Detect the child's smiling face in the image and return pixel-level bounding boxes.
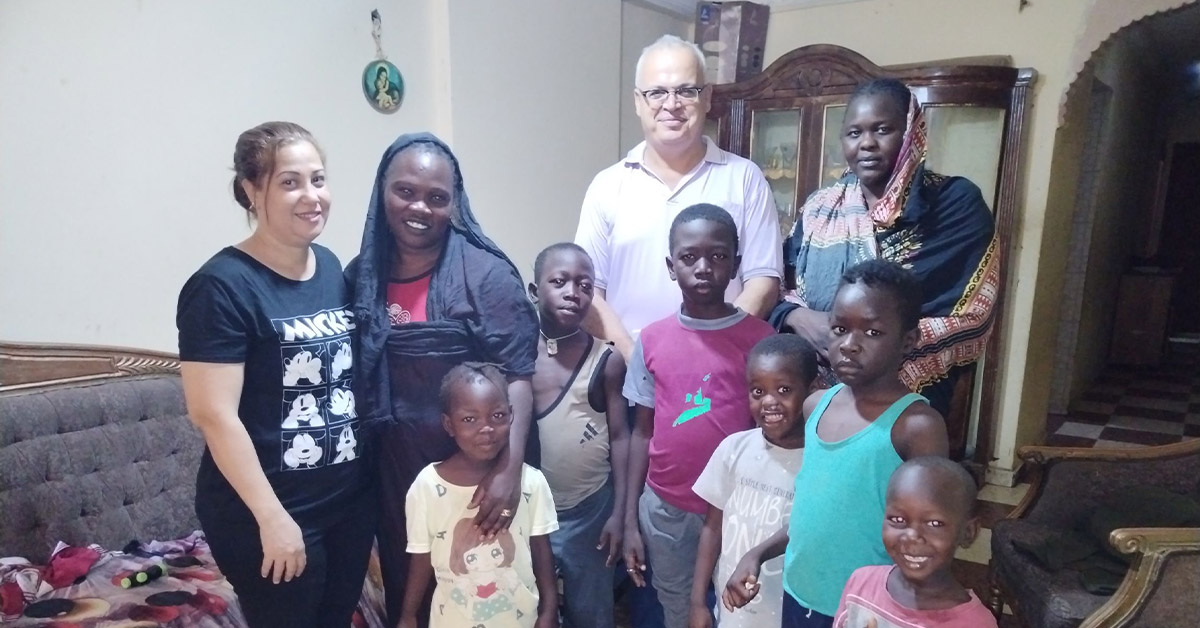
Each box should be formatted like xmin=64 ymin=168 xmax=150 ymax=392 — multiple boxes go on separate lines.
xmin=442 ymin=378 xmax=512 ymax=463
xmin=747 ymin=353 xmax=808 ymax=447
xmin=882 ymin=464 xmax=978 ymax=586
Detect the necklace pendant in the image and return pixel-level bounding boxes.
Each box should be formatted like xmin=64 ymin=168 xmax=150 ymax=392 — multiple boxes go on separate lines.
xmin=546 ymin=338 xmax=559 ymax=356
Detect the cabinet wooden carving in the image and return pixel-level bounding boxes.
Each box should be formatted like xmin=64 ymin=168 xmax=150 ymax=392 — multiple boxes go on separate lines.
xmin=707 ymin=44 xmax=1034 ymax=461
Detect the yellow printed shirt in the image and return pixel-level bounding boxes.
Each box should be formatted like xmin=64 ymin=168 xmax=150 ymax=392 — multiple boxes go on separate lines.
xmin=405 ymin=463 xmax=559 ymax=628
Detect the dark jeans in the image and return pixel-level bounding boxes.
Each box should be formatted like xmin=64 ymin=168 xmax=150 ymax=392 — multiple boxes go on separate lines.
xmin=781 ymin=592 xmax=834 ymax=628
xmin=614 ymin=559 xmax=667 ymax=628
xmin=200 ymin=490 xmax=377 ymax=628
xmin=550 ymin=481 xmax=615 ymax=628
xmin=615 ymin=401 xmax=667 ymax=628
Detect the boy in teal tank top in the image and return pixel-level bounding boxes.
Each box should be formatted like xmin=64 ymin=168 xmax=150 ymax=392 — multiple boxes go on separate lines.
xmin=718 ymin=260 xmax=950 ymax=628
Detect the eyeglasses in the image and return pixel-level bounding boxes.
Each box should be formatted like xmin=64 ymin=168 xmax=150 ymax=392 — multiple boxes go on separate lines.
xmin=637 ymin=85 xmax=708 ymax=105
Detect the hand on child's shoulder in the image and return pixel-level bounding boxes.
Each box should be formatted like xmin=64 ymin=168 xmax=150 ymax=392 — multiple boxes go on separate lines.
xmin=892 ymin=402 xmax=949 ymax=460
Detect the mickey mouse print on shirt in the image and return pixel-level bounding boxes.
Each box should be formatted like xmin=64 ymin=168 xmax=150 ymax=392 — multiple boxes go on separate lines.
xmin=283 ymin=432 xmax=326 ymax=469
xmin=332 ymin=424 xmax=358 ymax=464
xmin=281 ymin=390 xmax=327 ymax=429
xmin=272 ymin=307 xmax=360 ymax=471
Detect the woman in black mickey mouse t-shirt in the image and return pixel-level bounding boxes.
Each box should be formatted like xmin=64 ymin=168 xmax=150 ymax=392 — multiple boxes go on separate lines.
xmin=177 ymin=122 xmax=375 ymax=628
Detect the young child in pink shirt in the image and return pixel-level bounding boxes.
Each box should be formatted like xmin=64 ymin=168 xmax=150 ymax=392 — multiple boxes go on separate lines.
xmin=834 ymin=456 xmax=996 ymax=628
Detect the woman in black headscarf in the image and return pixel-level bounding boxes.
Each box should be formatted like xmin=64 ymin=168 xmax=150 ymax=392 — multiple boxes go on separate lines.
xmin=347 ymin=133 xmax=539 ymax=625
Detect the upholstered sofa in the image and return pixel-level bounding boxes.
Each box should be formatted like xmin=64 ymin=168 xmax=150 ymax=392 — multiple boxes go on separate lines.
xmin=989 ymin=439 xmax=1200 ymax=628
xmin=0 ymin=342 xmax=384 ymax=626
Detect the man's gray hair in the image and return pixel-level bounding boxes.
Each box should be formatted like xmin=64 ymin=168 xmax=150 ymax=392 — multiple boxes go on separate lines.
xmin=634 ymin=34 xmax=707 ymax=87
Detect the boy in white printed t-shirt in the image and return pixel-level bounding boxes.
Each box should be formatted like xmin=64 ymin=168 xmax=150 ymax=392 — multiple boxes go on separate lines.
xmin=690 ymin=335 xmax=818 ymax=628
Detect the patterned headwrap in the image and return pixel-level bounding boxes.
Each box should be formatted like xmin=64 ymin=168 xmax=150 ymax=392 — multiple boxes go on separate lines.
xmin=868 ymin=93 xmax=927 ymax=228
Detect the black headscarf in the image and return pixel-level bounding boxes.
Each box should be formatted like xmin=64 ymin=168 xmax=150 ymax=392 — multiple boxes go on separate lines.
xmin=347 ymin=133 xmax=535 ymax=427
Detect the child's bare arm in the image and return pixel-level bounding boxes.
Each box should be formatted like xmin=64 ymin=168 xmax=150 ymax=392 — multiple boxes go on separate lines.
xmin=601 ymin=350 xmax=630 ymax=566
xmin=689 ymin=505 xmax=723 ymax=628
xmin=398 ymin=552 xmax=433 ymax=628
xmin=802 ymin=389 xmax=822 ymax=422
xmin=892 ymin=405 xmax=949 ymax=460
xmin=530 ymin=535 xmax=559 ymax=628
xmin=623 ymin=404 xmax=654 ymax=586
xmin=722 ymin=526 xmax=788 ymax=611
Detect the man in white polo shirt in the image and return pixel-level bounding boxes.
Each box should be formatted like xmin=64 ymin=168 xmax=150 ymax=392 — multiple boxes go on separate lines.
xmin=574 ymin=34 xmax=782 ymax=361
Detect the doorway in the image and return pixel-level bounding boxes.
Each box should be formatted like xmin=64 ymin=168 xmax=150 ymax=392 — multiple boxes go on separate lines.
xmin=1041 ymin=2 xmax=1200 ymax=449
xmin=1160 ymin=142 xmax=1200 ymax=336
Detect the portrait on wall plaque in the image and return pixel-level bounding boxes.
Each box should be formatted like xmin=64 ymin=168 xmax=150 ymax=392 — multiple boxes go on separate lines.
xmin=362 ymin=60 xmax=404 ymax=114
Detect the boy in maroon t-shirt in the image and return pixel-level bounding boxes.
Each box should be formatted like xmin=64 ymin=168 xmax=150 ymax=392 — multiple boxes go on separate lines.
xmin=621 ymin=203 xmax=775 ymax=628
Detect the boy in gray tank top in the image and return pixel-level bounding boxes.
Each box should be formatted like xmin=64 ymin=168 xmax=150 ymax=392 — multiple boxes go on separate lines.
xmin=529 ymin=243 xmax=630 ymax=628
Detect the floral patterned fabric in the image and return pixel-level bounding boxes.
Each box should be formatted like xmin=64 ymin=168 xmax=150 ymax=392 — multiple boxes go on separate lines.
xmin=7 ymin=532 xmax=385 ymax=628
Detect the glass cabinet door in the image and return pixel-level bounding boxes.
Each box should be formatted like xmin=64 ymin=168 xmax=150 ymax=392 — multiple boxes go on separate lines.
xmin=819 ymin=104 xmax=1006 ymax=208
xmin=749 ymin=109 xmax=802 ymax=236
xmin=923 ymin=106 xmax=1006 ymax=208
xmin=820 ymin=104 xmax=848 ymax=188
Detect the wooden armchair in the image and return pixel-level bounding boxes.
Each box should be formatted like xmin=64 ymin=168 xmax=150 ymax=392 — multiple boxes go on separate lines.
xmin=989 ymin=439 xmax=1200 ymax=628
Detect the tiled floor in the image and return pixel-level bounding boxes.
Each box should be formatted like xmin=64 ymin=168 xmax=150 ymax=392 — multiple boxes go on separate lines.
xmin=1046 ymin=352 xmax=1200 ymax=449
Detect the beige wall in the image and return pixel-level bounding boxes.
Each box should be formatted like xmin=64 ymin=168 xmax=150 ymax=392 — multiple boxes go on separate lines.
xmin=0 ymin=0 xmax=444 ymax=350
xmin=1060 ymin=0 xmax=1197 ymax=123
xmin=1 ymin=0 xmax=625 ymax=350
xmin=447 ymin=0 xmax=622 ymax=280
xmin=763 ymin=0 xmax=1091 ymax=475
xmin=619 ymin=3 xmax=692 ymax=154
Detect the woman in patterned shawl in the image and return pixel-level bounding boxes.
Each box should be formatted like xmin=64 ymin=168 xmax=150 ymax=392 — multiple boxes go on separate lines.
xmin=346 ymin=133 xmax=539 ymax=627
xmin=771 ymin=78 xmax=1000 ymax=426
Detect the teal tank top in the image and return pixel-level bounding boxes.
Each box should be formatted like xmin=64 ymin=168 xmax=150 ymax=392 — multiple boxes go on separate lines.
xmin=782 ymin=383 xmax=927 ymax=616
